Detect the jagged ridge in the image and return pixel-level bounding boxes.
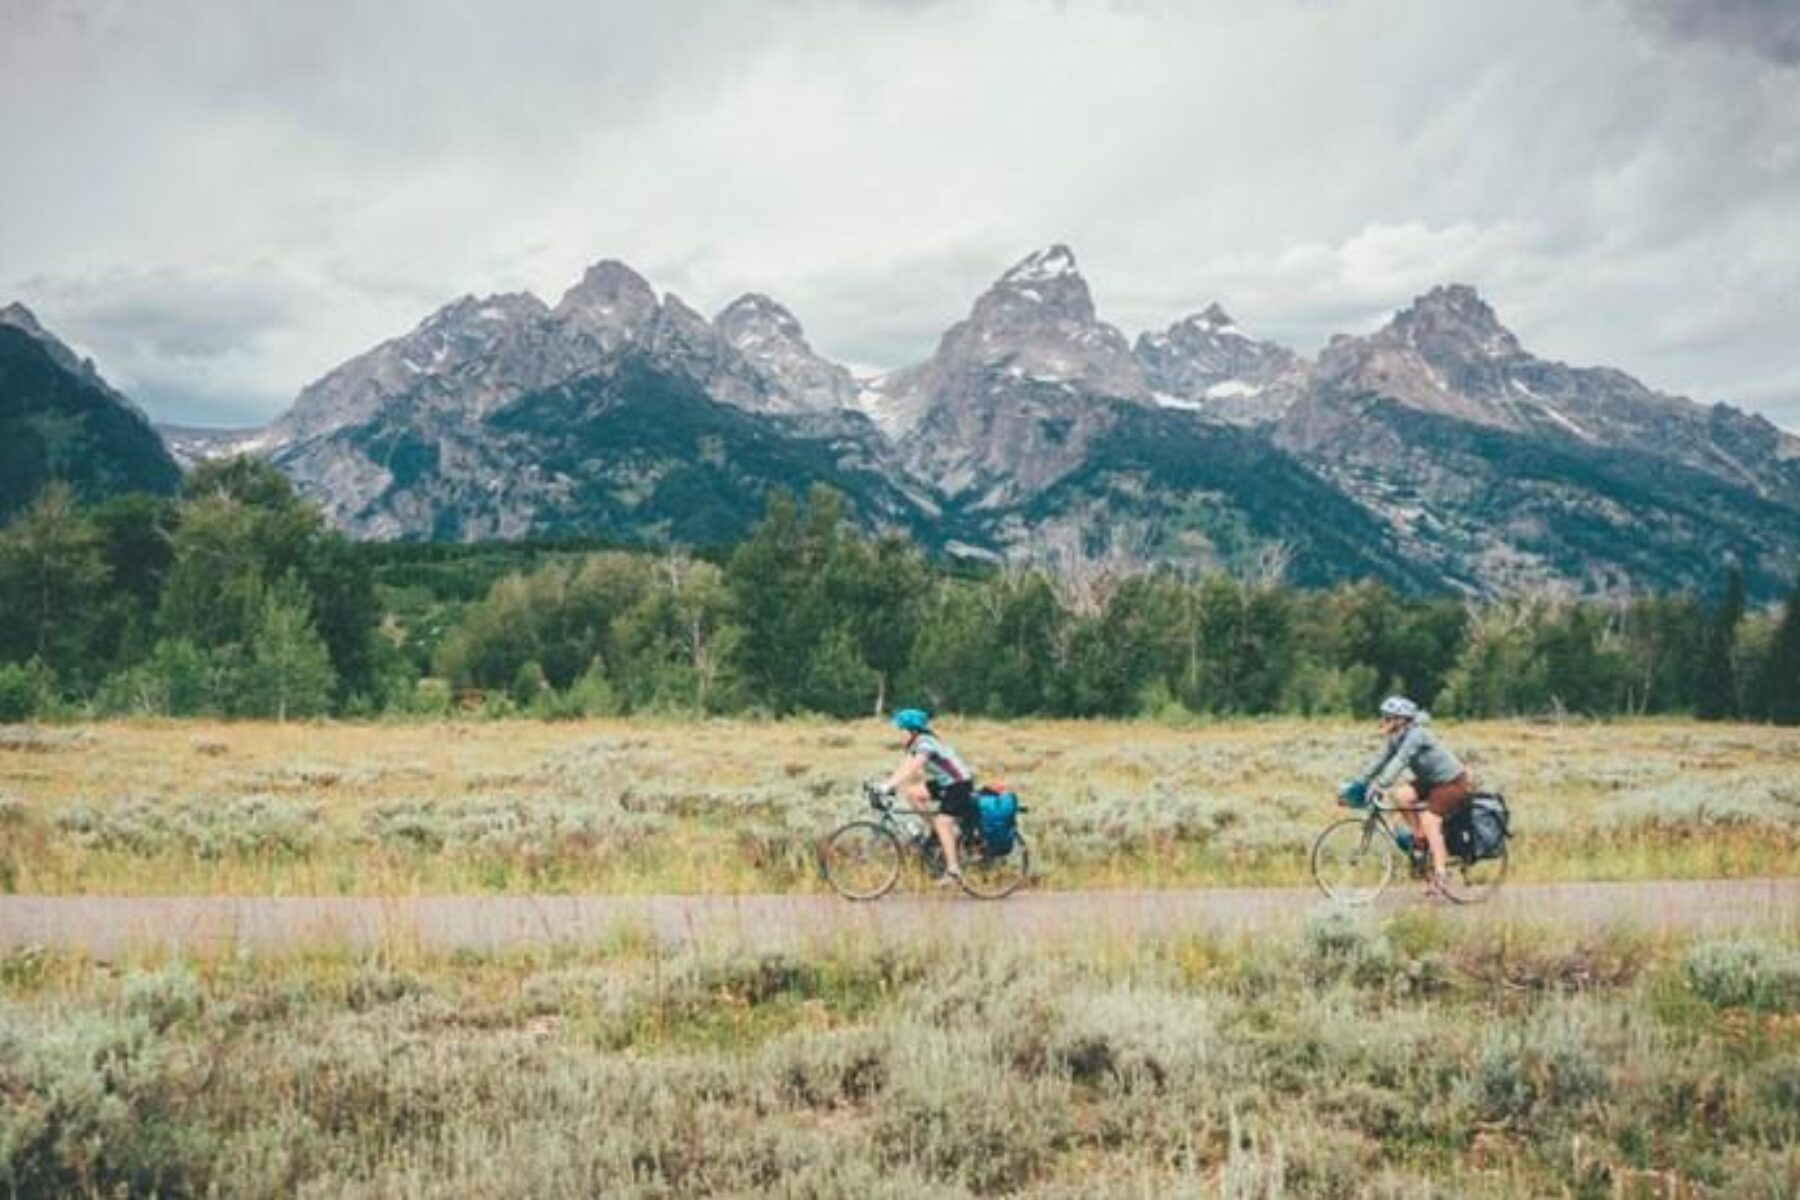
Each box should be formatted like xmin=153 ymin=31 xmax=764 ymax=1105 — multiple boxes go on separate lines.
xmin=23 ymin=244 xmax=1795 ymax=598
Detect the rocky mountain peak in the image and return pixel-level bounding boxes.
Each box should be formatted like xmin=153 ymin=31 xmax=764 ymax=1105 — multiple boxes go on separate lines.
xmin=0 ymin=301 xmax=47 ymax=337
xmin=1 ymin=308 xmax=180 ymax=521
xmin=935 ymin=244 xmax=1140 ymax=395
xmin=1188 ymin=302 xmax=1237 ymax=331
xmin=422 ymin=291 xmax=548 ymax=335
xmin=554 ymin=259 xmax=660 ymax=337
xmin=999 ymin=243 xmax=1080 ymax=285
xmin=716 ymin=293 xmax=805 ymax=346
xmin=655 ymin=292 xmax=712 ymax=338
xmin=977 ymin=243 xmax=1098 ymax=326
xmin=3 ymin=301 xmax=76 ymax=364
xmin=1385 ymin=283 xmax=1521 ymax=361
xmin=714 ymin=292 xmax=854 ymax=414
xmin=862 ymin=244 xmax=1148 ymax=501
xmin=0 ymin=300 xmax=133 ymax=408
xmin=1304 ymin=282 xmax=1529 ymax=429
xmin=643 ymin=291 xmax=769 ymax=411
xmin=1136 ymin=302 xmax=1299 ymax=422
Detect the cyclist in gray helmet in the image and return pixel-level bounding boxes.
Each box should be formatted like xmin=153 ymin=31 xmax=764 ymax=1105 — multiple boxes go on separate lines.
xmin=1358 ymin=695 xmax=1473 ymax=897
xmin=881 ymin=707 xmax=977 ymax=885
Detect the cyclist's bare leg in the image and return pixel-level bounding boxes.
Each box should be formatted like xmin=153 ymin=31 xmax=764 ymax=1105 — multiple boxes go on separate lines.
xmin=902 ymin=783 xmax=961 ymax=875
xmin=1419 ymin=810 xmax=1448 ymax=878
xmin=933 ymin=814 xmax=962 ymax=876
xmin=1391 ymin=783 xmax=1423 ymax=841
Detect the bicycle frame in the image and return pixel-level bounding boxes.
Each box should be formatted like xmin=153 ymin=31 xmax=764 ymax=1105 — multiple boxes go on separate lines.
xmin=861 ymin=785 xmax=953 ymax=857
xmin=1348 ymin=794 xmax=1428 ymax=862
xmin=1314 ymin=783 xmax=1507 ymax=907
xmin=823 ymin=782 xmax=1033 ymax=901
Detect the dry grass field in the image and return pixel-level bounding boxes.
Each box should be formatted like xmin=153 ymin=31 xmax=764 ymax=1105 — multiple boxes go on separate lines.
xmin=4 ymin=720 xmax=1799 ymax=1196
xmin=3 ymin=918 xmax=1798 ymax=1196
xmin=2 ymin=718 xmax=1796 ymax=896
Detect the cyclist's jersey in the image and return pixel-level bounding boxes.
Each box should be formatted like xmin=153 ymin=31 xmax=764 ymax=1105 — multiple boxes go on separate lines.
xmin=907 ymin=732 xmax=973 ymax=791
xmin=1363 ymin=721 xmax=1464 ymax=790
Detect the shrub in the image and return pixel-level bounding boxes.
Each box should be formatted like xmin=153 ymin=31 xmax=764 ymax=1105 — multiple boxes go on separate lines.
xmin=511 ymin=659 xmax=549 ymax=707
xmin=1466 ymin=1014 xmax=1609 ymax=1126
xmin=1750 ymin=1055 xmax=1800 ymax=1130
xmin=53 ymin=796 xmax=321 ymax=860
xmin=123 ymin=963 xmax=204 ymax=1033
xmin=344 ymin=967 xmax=430 ymax=1012
xmin=1029 ymin=985 xmax=1215 ymax=1094
xmin=533 ymin=659 xmax=620 ymax=720
xmin=1598 ymin=781 xmax=1799 ymax=836
xmin=1685 ymin=938 xmax=1800 ymax=1011
xmin=95 ymin=640 xmax=214 ymax=717
xmin=1454 ymin=931 xmax=1651 ymax=993
xmin=1303 ymin=907 xmax=1396 ymax=987
xmin=409 ymin=677 xmax=454 ymax=717
xmin=873 ymin=1027 xmax=1075 ymax=1194
xmin=0 ymin=659 xmax=52 ymax=723
xmin=758 ymin=1026 xmax=890 ymax=1109
xmin=0 ymin=1013 xmax=215 ymax=1195
xmin=363 ymin=798 xmax=667 ymax=866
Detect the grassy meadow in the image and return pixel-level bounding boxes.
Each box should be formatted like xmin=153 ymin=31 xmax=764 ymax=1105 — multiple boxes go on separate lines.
xmin=1 ymin=717 xmax=1797 ymax=896
xmin=3 ymin=917 xmax=1799 ymax=1196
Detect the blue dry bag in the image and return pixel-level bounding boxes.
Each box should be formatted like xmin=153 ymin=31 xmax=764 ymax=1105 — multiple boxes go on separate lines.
xmin=976 ymin=789 xmax=1019 ymax=856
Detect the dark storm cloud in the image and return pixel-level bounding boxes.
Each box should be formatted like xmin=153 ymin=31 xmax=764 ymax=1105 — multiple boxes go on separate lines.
xmin=24 ymin=267 xmax=314 ymax=361
xmin=1633 ymin=0 xmax=1800 ymax=65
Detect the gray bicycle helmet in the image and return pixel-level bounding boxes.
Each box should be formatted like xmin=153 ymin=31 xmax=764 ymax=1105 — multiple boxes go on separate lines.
xmin=1378 ymin=695 xmax=1421 ymax=720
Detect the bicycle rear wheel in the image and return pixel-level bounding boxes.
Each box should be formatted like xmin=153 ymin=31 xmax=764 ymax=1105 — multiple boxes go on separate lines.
xmin=1310 ymin=817 xmax=1395 ymax=905
xmin=1438 ymin=842 xmax=1507 ymax=905
xmin=959 ymin=832 xmax=1031 ymax=900
xmin=820 ymin=821 xmax=902 ymax=901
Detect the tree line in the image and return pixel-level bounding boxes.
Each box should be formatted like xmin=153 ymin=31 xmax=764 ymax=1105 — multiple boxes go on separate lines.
xmin=1 ymin=469 xmax=1797 ymax=724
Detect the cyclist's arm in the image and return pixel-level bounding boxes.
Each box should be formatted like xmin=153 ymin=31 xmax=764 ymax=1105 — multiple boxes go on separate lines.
xmin=1371 ymin=727 xmax=1426 ymax=789
xmin=1357 ymin=742 xmax=1397 ymax=788
xmin=882 ymin=753 xmax=928 ymax=794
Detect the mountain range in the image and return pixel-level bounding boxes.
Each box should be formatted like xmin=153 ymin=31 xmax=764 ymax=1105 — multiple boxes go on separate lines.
xmin=9 ymin=247 xmax=1800 ymax=598
xmin=0 ymin=303 xmax=180 ymax=518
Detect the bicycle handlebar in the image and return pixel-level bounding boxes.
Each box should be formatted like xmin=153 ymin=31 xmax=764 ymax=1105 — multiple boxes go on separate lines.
xmin=859 ymin=780 xmax=963 ymax=818
xmin=1363 ymin=785 xmax=1427 ymax=814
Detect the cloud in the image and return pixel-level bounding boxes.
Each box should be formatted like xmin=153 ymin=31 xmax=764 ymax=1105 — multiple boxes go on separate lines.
xmin=13 ymin=263 xmax=418 ymax=423
xmin=23 ymin=266 xmax=313 ymax=360
xmin=1630 ymin=0 xmax=1800 ymax=66
xmin=1 ymin=0 xmax=1797 ymax=426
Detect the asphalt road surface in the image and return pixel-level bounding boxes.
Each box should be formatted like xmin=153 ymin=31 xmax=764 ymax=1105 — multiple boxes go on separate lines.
xmin=3 ymin=879 xmax=1797 ymax=957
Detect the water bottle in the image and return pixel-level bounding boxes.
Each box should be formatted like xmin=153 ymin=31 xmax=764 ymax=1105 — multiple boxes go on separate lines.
xmin=1394 ymin=827 xmax=1415 ymax=853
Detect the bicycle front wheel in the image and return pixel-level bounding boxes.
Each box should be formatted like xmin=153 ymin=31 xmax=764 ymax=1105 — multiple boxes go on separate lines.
xmin=820 ymin=821 xmax=903 ymax=901
xmin=1311 ymin=817 xmax=1395 ymax=905
xmin=1439 ymin=842 xmax=1507 ymax=905
xmin=959 ymin=832 xmax=1032 ymax=900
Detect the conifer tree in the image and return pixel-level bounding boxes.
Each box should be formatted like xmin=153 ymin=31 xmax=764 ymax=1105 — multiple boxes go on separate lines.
xmin=1696 ymin=567 xmax=1746 ymax=719
xmin=241 ymin=576 xmax=337 ymax=721
xmin=1758 ymin=574 xmax=1800 ymax=725
xmin=0 ymin=484 xmax=109 ymax=689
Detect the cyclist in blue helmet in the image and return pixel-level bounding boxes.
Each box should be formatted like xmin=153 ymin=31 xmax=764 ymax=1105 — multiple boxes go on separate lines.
xmin=882 ymin=707 xmax=978 ymax=885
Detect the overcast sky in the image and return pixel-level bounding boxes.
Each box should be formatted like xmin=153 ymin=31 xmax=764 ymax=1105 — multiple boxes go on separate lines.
xmin=4 ymin=0 xmax=1798 ymax=428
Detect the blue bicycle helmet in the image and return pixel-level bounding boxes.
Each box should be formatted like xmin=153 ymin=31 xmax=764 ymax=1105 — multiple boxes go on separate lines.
xmin=891 ymin=707 xmax=932 ymax=733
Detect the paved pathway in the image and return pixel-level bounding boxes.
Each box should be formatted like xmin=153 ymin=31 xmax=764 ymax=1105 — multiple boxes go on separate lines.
xmin=3 ymin=880 xmax=1797 ymax=957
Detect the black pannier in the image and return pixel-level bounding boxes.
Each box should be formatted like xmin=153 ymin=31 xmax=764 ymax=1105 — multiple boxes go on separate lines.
xmin=1446 ymin=792 xmax=1509 ymax=863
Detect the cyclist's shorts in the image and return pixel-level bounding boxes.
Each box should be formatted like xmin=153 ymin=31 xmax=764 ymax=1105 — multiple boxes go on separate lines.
xmin=1421 ymin=772 xmax=1472 ymax=817
xmin=929 ymin=779 xmax=977 ymax=821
